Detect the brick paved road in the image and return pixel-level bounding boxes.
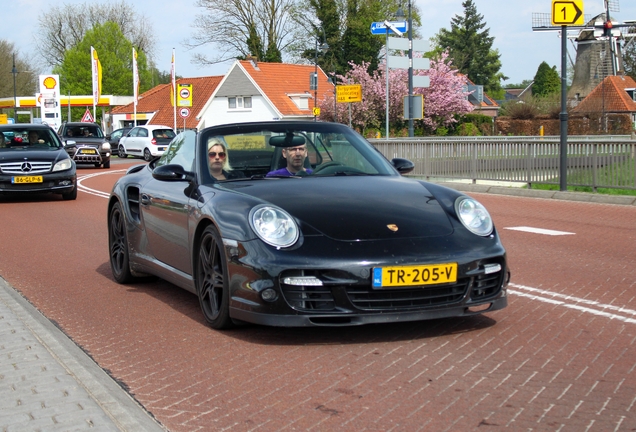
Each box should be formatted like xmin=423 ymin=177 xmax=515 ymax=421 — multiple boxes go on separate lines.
xmin=0 ymin=169 xmax=634 ymax=431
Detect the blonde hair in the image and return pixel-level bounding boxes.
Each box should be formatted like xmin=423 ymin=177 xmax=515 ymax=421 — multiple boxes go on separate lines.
xmin=207 ymin=136 xmax=232 ymax=171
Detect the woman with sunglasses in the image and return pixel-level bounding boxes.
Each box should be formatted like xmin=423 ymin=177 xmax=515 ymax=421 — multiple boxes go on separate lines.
xmin=207 ymin=137 xmax=244 ymax=181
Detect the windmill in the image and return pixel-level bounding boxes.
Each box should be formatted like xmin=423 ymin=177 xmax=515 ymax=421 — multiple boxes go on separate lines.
xmin=566 ymin=0 xmax=636 ymax=102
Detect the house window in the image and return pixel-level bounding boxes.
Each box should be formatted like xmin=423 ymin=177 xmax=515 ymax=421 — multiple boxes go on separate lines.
xmin=228 ymin=97 xmax=252 ymax=110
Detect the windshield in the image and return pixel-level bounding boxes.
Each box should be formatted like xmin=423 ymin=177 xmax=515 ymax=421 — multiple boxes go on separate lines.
xmin=63 ymin=125 xmax=104 ymax=138
xmin=195 ymin=122 xmax=396 ymax=183
xmin=0 ymin=127 xmax=63 ymax=149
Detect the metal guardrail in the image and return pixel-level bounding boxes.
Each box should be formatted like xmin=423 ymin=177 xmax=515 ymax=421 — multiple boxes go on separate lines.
xmin=370 ymin=136 xmax=636 ymax=190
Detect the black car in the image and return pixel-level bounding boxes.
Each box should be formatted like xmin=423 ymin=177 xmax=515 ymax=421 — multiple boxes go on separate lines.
xmin=106 ymin=127 xmax=132 ymax=149
xmin=0 ymin=124 xmax=77 ymax=200
xmin=58 ymin=122 xmax=111 ymax=168
xmin=108 ymin=121 xmax=509 ymax=329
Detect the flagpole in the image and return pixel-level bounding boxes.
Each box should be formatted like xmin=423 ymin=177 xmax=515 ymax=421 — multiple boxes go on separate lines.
xmin=172 ymin=48 xmax=177 ymax=131
xmin=133 ymin=48 xmax=138 ymax=127
xmin=91 ymin=47 xmax=96 ymax=122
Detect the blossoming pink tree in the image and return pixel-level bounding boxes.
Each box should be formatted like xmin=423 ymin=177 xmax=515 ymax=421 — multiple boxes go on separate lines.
xmin=319 ymin=51 xmax=474 ymax=135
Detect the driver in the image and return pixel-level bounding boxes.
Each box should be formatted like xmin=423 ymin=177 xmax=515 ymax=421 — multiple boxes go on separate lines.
xmin=266 ymin=145 xmax=313 ymax=177
xmin=27 ymin=130 xmax=42 ymax=145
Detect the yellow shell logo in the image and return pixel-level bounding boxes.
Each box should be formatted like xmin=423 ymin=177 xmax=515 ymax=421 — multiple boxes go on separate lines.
xmin=43 ymin=76 xmax=57 ymax=89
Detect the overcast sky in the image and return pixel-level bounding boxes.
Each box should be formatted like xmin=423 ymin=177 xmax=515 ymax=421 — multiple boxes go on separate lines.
xmin=3 ymin=0 xmax=635 ymax=86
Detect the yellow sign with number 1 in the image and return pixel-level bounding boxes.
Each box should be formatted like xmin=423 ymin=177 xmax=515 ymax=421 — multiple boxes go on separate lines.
xmin=551 ymin=0 xmax=584 ymax=26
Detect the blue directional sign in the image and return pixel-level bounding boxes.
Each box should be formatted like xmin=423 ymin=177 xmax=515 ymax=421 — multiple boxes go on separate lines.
xmin=370 ymin=21 xmax=408 ymax=35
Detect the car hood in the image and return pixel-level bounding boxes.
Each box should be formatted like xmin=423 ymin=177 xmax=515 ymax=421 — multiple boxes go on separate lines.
xmin=63 ymin=137 xmax=105 ymax=147
xmin=0 ymin=147 xmax=69 ymax=163
xmin=223 ymin=176 xmax=455 ymax=241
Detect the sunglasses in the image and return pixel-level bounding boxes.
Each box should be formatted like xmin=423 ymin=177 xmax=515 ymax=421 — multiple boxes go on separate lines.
xmin=208 ymin=152 xmax=226 ymax=158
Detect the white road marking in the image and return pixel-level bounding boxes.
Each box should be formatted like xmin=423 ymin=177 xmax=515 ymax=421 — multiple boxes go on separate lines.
xmin=504 ymin=226 xmax=575 ymax=236
xmin=509 ymin=283 xmax=636 ymax=324
xmin=77 ymin=170 xmax=127 ymax=198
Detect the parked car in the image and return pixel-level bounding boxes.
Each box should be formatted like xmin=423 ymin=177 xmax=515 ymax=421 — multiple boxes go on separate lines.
xmin=108 ymin=121 xmax=509 ymax=329
xmin=58 ymin=122 xmax=111 ymax=169
xmin=106 ymin=127 xmax=132 ymax=148
xmin=0 ymin=124 xmax=77 ymax=200
xmin=117 ymin=125 xmax=176 ymax=161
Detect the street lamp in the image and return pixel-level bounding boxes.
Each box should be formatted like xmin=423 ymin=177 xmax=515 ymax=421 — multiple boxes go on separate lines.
xmin=12 ymin=53 xmax=18 ymax=121
xmin=312 ymin=29 xmax=328 ymax=121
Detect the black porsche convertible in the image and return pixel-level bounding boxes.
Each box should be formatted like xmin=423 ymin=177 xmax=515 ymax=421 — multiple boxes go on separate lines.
xmin=108 ymin=121 xmax=509 ymax=329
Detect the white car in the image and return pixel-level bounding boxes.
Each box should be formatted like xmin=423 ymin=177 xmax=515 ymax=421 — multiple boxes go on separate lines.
xmin=118 ymin=125 xmax=176 ymax=161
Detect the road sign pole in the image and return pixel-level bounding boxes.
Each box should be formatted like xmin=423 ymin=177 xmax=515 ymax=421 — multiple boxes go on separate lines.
xmin=386 ymin=28 xmax=389 ymax=140
xmin=407 ymin=0 xmax=414 ymax=137
xmin=559 ymin=25 xmax=568 ymax=191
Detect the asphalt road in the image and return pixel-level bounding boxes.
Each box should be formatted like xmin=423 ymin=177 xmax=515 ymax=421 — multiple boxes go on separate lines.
xmin=1 ymin=163 xmax=635 ymax=431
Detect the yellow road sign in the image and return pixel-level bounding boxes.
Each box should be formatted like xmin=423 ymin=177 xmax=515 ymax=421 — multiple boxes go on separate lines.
xmin=313 ymin=107 xmax=321 ymax=116
xmin=551 ymin=0 xmax=583 ymax=26
xmin=336 ymin=84 xmax=362 ymax=103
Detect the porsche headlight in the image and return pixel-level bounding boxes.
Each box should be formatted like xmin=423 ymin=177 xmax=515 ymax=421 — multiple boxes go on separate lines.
xmin=249 ymin=205 xmax=299 ymax=248
xmin=52 ymin=159 xmax=73 ymax=172
xmin=455 ymin=197 xmax=493 ymax=236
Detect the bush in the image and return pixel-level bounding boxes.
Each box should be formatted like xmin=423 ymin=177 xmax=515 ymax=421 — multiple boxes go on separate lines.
xmin=457 ymin=123 xmax=481 ymax=136
xmin=500 ymin=100 xmax=540 ymax=119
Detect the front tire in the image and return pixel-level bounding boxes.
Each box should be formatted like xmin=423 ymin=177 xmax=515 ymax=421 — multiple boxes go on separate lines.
xmin=109 ymin=202 xmax=134 ymax=283
xmin=196 ymin=225 xmax=233 ymax=329
xmin=118 ymin=145 xmax=127 ymax=158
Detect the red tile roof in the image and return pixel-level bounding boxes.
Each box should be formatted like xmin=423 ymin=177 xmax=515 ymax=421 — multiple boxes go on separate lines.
xmin=572 ymin=75 xmax=636 ymax=114
xmin=111 ymin=76 xmax=222 ymax=128
xmin=237 ymin=60 xmax=334 ymax=116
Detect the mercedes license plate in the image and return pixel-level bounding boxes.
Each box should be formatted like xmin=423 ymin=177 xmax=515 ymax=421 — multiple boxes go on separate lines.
xmin=12 ymin=176 xmax=43 ymax=184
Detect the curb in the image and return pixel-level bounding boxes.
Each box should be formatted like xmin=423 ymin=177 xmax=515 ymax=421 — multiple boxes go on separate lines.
xmin=438 ymin=182 xmax=636 ymax=206
xmin=0 ymin=277 xmax=166 ymax=432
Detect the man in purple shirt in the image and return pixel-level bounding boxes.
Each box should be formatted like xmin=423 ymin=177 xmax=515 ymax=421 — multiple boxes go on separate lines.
xmin=266 ymin=144 xmax=313 ymax=177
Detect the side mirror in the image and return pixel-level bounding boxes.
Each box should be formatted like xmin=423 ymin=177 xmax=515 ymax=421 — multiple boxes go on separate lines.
xmin=391 ymin=158 xmax=414 ymax=175
xmin=152 ymin=164 xmax=196 ymax=182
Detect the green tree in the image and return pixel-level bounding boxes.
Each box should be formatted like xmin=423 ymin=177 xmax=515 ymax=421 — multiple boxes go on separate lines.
xmin=532 ymin=61 xmax=561 ymax=97
xmin=300 ymin=0 xmax=418 ymax=78
xmin=53 ymin=22 xmax=153 ymax=98
xmin=35 ymin=1 xmax=154 ymax=69
xmin=434 ymin=0 xmax=504 ymax=94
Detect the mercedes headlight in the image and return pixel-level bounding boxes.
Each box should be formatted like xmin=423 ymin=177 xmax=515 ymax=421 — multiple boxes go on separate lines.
xmin=53 ymin=159 xmax=73 ymax=172
xmin=455 ymin=197 xmax=493 ymax=236
xmin=249 ymin=205 xmax=299 ymax=248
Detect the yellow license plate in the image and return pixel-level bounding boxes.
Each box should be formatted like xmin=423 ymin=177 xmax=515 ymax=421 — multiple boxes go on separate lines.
xmin=80 ymin=149 xmax=96 ymax=154
xmin=372 ymin=263 xmax=457 ymax=288
xmin=12 ymin=176 xmax=43 ymax=184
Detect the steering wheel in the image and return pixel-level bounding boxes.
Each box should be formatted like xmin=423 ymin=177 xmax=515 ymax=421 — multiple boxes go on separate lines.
xmin=312 ymin=161 xmax=344 ymax=174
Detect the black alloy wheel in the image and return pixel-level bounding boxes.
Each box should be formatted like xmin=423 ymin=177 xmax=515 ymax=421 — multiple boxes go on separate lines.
xmin=196 ymin=225 xmax=233 ymax=329
xmin=118 ymin=145 xmax=127 ymax=158
xmin=109 ymin=202 xmax=134 ymax=283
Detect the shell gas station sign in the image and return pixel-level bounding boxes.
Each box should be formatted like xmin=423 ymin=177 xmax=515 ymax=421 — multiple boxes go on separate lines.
xmin=38 ymin=75 xmax=62 ymax=130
